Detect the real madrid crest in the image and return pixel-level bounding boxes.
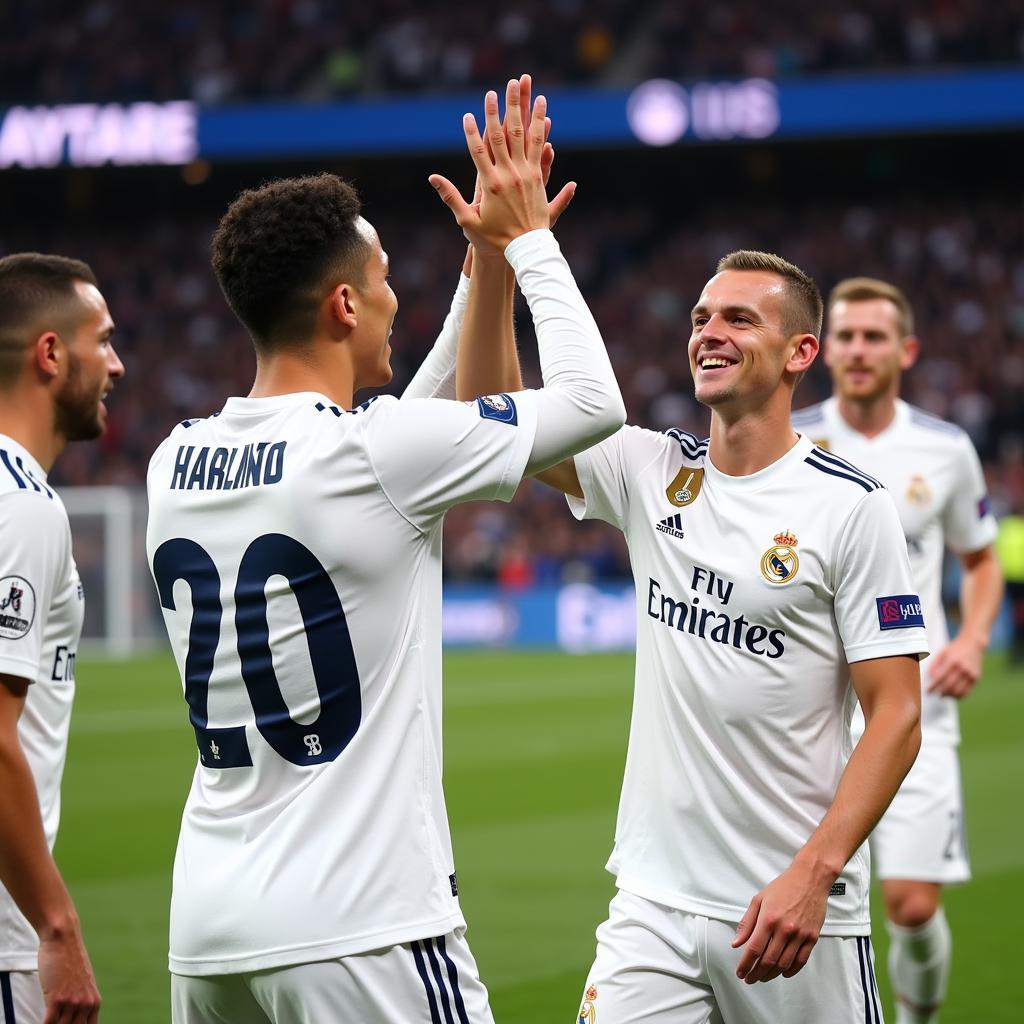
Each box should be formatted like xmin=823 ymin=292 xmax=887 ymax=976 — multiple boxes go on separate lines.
xmin=666 ymin=467 xmax=704 ymax=507
xmin=760 ymin=530 xmax=800 ymax=584
xmin=906 ymin=474 xmax=932 ymax=506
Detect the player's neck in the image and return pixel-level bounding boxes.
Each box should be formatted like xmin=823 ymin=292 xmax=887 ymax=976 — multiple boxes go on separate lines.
xmin=708 ymin=405 xmax=800 ymax=476
xmin=0 ymin=392 xmax=64 ymax=472
xmin=249 ymin=353 xmax=355 ymax=410
xmin=835 ymin=392 xmax=898 ymax=438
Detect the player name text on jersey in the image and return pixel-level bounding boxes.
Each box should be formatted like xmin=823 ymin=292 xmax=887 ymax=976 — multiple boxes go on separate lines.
xmin=170 ymin=441 xmax=287 ymax=491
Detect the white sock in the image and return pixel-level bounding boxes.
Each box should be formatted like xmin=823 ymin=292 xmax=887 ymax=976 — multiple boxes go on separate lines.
xmin=887 ymin=907 xmax=952 ymax=1024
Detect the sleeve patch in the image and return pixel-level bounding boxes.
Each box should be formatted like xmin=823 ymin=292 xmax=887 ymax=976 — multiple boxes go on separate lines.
xmin=0 ymin=576 xmax=36 ymax=639
xmin=876 ymin=595 xmax=924 ymax=631
xmin=476 ymin=393 xmax=518 ymax=426
xmin=978 ymin=495 xmax=992 ymax=519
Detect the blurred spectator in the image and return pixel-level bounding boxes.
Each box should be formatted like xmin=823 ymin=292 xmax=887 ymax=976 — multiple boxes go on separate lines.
xmin=996 ymin=498 xmax=1024 ymax=662
xmin=1 ymin=1 xmax=1022 ymax=106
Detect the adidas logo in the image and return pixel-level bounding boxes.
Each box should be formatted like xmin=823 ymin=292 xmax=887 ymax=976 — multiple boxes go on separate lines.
xmin=656 ymin=513 xmax=685 ymax=540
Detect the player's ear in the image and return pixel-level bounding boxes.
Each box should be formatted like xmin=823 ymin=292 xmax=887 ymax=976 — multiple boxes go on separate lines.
xmin=33 ymin=331 xmax=63 ymax=382
xmin=900 ymin=335 xmax=920 ymax=371
xmin=328 ymin=283 xmax=359 ymax=331
xmin=788 ymin=333 xmax=819 ymax=375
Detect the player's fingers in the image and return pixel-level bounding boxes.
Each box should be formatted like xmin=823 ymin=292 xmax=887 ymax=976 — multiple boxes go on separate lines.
xmin=744 ymin=926 xmax=788 ymax=984
xmin=528 ymin=94 xmax=547 ymax=164
xmin=520 ymin=74 xmax=532 ymax=140
xmin=486 ymin=88 xmax=512 ymax=165
xmin=503 ymin=78 xmax=525 ymax=160
xmin=460 ymin=112 xmax=493 ymax=177
xmin=781 ymin=938 xmax=817 ymax=978
xmin=540 ymin=141 xmax=555 ymax=185
xmin=428 ymin=175 xmax=473 ymax=223
xmin=732 ymin=894 xmax=761 ymax=948
xmin=549 ymin=181 xmax=577 ymax=227
xmin=544 ymin=114 xmax=552 ymax=143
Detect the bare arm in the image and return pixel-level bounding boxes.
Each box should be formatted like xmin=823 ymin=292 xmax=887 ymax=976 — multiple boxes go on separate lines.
xmin=733 ymin=654 xmax=921 ymax=984
xmin=0 ymin=674 xmax=100 ymax=1023
xmin=927 ymin=544 xmax=1004 ymax=697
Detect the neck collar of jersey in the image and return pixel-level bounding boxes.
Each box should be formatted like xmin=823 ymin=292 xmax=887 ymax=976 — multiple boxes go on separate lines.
xmin=826 ymin=395 xmax=909 ymax=445
xmin=704 ymin=432 xmax=813 ymax=492
xmin=221 ymin=392 xmax=338 ymax=416
xmin=0 ymin=431 xmax=49 ymax=484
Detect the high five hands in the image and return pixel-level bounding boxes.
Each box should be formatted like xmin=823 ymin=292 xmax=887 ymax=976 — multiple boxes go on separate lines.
xmin=430 ymin=75 xmax=577 ymax=255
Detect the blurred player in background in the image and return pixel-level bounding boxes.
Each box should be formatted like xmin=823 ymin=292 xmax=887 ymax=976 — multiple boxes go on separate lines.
xmin=0 ymin=254 xmax=124 ymax=1024
xmin=146 ymin=79 xmax=623 ymax=1024
xmin=793 ymin=277 xmax=1004 ymax=1024
xmin=462 ymin=243 xmax=927 ymax=1021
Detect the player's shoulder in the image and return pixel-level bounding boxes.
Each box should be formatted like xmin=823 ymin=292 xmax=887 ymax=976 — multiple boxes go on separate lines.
xmin=798 ymin=442 xmax=885 ymax=506
xmin=662 ymin=427 xmax=711 ymax=464
xmin=791 ymin=400 xmax=828 ymax=432
xmin=0 ymin=445 xmax=66 ymax=532
xmin=901 ymin=402 xmax=969 ymax=448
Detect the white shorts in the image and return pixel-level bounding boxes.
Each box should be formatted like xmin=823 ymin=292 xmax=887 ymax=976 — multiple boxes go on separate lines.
xmin=0 ymin=972 xmax=43 ymax=1024
xmin=577 ymin=890 xmax=883 ymax=1024
xmin=171 ymin=929 xmax=493 ymax=1024
xmin=871 ymin=742 xmax=970 ymax=884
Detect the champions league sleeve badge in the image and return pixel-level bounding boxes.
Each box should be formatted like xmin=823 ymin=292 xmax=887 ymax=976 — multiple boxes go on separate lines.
xmin=760 ymin=531 xmax=800 ymax=584
xmin=0 ymin=575 xmax=36 ymax=639
xmin=578 ymin=985 xmax=598 ymax=1023
xmin=476 ymin=393 xmax=518 ymax=425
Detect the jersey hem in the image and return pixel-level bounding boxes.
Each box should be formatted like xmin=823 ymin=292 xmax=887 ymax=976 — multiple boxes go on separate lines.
xmin=0 ymin=954 xmax=38 ymax=971
xmin=613 ymin=875 xmax=870 ymax=937
xmin=844 ymin=637 xmax=929 ymax=663
xmin=0 ymin=656 xmax=41 ymax=680
xmin=168 ymin=910 xmax=467 ymax=976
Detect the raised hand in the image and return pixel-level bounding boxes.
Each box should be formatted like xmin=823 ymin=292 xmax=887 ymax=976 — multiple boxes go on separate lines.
xmin=431 ymin=78 xmax=575 ymax=253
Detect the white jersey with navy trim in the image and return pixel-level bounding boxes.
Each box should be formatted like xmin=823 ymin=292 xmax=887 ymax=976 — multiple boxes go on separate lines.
xmin=146 ymin=388 xmax=539 ymax=976
xmin=793 ymin=398 xmax=997 ymax=745
xmin=0 ymin=435 xmax=84 ymax=971
xmin=568 ymin=429 xmax=928 ymax=935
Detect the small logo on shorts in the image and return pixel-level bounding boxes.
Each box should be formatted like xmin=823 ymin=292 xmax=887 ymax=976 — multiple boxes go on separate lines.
xmin=578 ymin=985 xmax=597 ymax=1023
xmin=0 ymin=576 xmax=35 ymax=639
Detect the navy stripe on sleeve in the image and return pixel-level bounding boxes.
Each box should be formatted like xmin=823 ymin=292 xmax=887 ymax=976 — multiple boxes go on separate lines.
xmin=809 ymin=447 xmax=883 ymax=489
xmin=0 ymin=451 xmax=26 ymax=490
xmin=804 ymin=456 xmax=877 ymax=493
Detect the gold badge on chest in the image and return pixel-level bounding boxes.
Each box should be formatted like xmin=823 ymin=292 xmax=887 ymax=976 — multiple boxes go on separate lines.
xmin=906 ymin=474 xmax=932 ymax=506
xmin=760 ymin=530 xmax=800 ymax=584
xmin=666 ymin=467 xmax=704 ymax=507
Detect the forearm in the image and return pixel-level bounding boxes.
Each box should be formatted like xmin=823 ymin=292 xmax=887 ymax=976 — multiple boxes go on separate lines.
xmin=0 ymin=742 xmax=79 ymax=939
xmin=958 ymin=551 xmax=1004 ymax=647
xmin=795 ymin=691 xmax=920 ymax=885
xmin=401 ymin=269 xmax=471 ymax=401
xmin=455 ymin=252 xmax=522 ymax=400
xmin=504 ymin=230 xmax=625 ymax=471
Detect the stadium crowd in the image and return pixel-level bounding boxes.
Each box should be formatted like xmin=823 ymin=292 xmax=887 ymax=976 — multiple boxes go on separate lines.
xmin=4 ymin=192 xmax=1020 ymax=584
xmin=1 ymin=0 xmax=1022 ymax=105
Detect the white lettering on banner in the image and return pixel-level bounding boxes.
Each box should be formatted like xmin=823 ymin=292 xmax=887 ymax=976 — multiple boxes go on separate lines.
xmin=557 ymin=584 xmax=637 ymax=653
xmin=627 ymin=78 xmax=779 ymax=146
xmin=442 ymin=601 xmax=518 ymax=645
xmin=0 ymin=102 xmax=198 ymax=169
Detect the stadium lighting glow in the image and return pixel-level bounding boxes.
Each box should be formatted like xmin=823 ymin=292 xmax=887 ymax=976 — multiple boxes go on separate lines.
xmin=0 ymin=101 xmax=198 ymax=169
xmin=626 ymin=80 xmax=689 ymax=146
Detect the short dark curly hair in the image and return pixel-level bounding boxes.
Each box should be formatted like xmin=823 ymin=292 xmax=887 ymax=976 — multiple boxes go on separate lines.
xmin=211 ymin=174 xmax=370 ymax=348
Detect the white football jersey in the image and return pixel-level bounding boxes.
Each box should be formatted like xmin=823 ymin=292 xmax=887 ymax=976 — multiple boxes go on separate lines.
xmin=0 ymin=435 xmax=83 ymax=971
xmin=793 ymin=398 xmax=997 ymax=745
xmin=569 ymin=429 xmax=928 ymax=935
xmin=146 ymin=389 xmax=539 ymax=976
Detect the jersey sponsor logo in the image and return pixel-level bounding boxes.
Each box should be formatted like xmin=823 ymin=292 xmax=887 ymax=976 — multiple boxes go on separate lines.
xmin=906 ymin=474 xmax=932 ymax=506
xmin=759 ymin=531 xmax=800 ymax=585
xmin=51 ymin=644 xmax=76 ymax=681
xmin=647 ymin=575 xmax=786 ymax=659
xmin=476 ymin=392 xmax=518 ymax=425
xmin=978 ymin=494 xmax=992 ymax=519
xmin=875 ymin=594 xmax=924 ymax=630
xmin=665 ymin=467 xmax=704 ymax=507
xmin=0 ymin=575 xmax=35 ymax=639
xmin=578 ymin=985 xmax=598 ymax=1023
xmin=170 ymin=441 xmax=287 ymax=491
xmin=655 ymin=513 xmax=685 ymax=539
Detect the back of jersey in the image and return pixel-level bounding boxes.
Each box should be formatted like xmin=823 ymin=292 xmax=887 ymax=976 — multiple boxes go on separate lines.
xmin=146 ymin=389 xmax=539 ymax=976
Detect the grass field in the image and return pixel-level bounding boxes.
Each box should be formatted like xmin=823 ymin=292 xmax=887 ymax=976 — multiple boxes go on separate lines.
xmin=59 ymin=651 xmax=1023 ymax=1022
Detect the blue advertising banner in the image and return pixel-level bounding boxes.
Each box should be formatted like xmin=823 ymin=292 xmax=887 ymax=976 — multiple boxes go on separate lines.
xmin=3 ymin=69 xmax=1024 ymax=168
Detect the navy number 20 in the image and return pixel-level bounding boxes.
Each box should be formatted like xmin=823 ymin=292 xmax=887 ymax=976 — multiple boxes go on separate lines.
xmin=152 ymin=534 xmax=361 ymax=768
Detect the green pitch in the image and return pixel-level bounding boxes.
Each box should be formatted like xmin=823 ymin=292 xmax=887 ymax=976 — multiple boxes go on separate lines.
xmin=60 ymin=651 xmax=1023 ymax=1022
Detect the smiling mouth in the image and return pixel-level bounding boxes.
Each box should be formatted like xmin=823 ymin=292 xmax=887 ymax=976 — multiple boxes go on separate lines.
xmin=698 ymin=355 xmax=738 ymax=370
